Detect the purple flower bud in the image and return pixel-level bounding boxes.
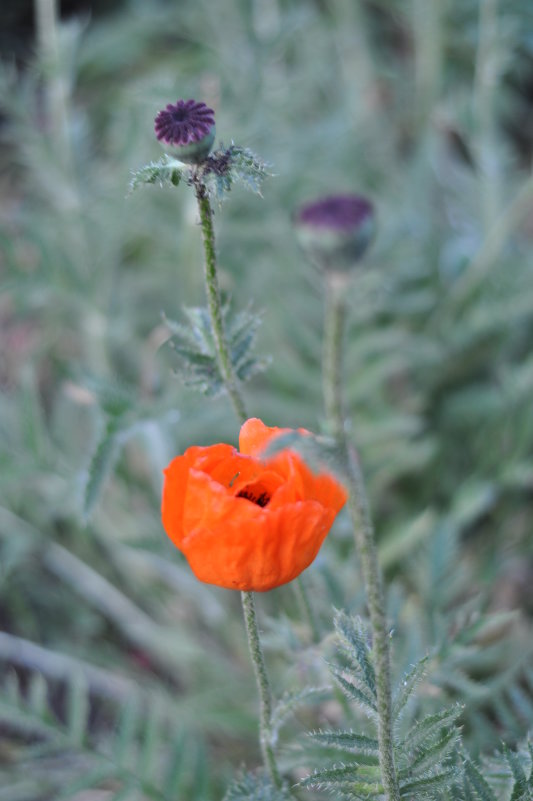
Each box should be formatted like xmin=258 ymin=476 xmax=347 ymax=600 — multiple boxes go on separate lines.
xmin=294 ymin=194 xmax=376 ymax=272
xmin=154 ymin=99 xmax=216 ymax=164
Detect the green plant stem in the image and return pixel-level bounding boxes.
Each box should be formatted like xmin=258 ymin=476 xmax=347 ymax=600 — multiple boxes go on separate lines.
xmin=194 ymin=181 xmax=248 ymax=424
xmin=322 ymin=275 xmax=347 ymax=442
xmin=322 ymin=275 xmax=400 ymax=801
xmin=194 ymin=182 xmax=283 ymax=785
xmin=241 ymin=591 xmax=283 ymax=788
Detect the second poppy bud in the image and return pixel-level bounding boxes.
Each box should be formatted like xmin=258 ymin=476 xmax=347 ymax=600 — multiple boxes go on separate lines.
xmin=294 ymin=194 xmax=375 ymax=273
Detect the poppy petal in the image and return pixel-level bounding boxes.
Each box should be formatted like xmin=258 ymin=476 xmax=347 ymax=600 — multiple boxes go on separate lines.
xmin=161 ymin=418 xmax=347 ymax=591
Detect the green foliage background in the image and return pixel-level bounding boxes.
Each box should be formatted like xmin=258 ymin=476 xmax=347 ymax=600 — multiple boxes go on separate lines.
xmin=1 ymin=0 xmax=533 ymax=798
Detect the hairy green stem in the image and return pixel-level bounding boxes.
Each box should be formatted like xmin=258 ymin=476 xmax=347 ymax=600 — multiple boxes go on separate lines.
xmin=194 ymin=182 xmax=248 ymax=424
xmin=322 ymin=275 xmax=400 ymax=801
xmin=322 ymin=275 xmax=346 ymax=441
xmin=241 ymin=591 xmax=283 ymax=788
xmin=194 ymin=181 xmax=283 ymax=784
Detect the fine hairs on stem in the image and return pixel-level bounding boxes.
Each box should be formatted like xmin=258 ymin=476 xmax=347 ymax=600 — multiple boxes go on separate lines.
xmin=241 ymin=591 xmax=283 ymax=789
xmin=193 ymin=177 xmax=283 ymax=787
xmin=194 ymin=180 xmax=248 ymax=424
xmin=322 ymin=274 xmax=401 ymax=801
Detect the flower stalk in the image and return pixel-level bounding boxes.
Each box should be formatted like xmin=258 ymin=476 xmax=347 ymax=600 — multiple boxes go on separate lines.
xmin=322 ymin=274 xmax=400 ymax=801
xmin=194 ymin=181 xmax=248 ymax=424
xmin=241 ymin=591 xmax=283 ymax=789
xmin=193 ymin=177 xmax=285 ymax=785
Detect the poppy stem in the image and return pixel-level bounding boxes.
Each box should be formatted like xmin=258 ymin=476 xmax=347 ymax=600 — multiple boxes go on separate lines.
xmin=241 ymin=590 xmax=283 ymax=789
xmin=194 ymin=181 xmax=248 ymax=424
xmin=322 ymin=275 xmax=401 ymax=801
xmin=194 ymin=183 xmax=291 ymax=789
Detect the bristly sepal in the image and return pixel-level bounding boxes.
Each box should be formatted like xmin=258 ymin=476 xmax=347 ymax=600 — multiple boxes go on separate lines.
xmin=201 ymin=144 xmax=271 ymax=202
xmin=129 ymin=154 xmax=185 ymax=193
xmin=129 ymin=144 xmax=270 ymax=200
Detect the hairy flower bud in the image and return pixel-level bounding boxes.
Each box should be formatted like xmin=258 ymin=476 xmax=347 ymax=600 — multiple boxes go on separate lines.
xmin=154 ymin=99 xmax=216 ymax=164
xmin=294 ymin=194 xmax=376 ymax=272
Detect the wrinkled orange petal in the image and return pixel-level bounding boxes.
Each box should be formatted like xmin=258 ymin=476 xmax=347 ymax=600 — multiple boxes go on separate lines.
xmin=161 ymin=418 xmax=347 ymax=591
xmin=161 ymin=445 xmax=232 ymax=549
xmin=238 ymin=417 xmax=285 ymax=457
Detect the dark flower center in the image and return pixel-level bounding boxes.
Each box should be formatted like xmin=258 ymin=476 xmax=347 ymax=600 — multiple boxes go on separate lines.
xmin=171 ymin=107 xmax=188 ymax=122
xmin=237 ymin=488 xmax=271 ymax=508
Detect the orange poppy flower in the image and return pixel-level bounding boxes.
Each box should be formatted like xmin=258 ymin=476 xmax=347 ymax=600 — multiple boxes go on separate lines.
xmin=161 ymin=418 xmax=347 ymax=592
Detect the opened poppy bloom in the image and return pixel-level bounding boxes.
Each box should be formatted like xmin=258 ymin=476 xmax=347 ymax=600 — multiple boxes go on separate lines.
xmin=161 ymin=418 xmax=347 ymax=592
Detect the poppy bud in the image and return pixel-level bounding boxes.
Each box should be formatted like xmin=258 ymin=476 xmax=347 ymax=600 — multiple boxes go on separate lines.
xmin=294 ymin=194 xmax=376 ymax=272
xmin=154 ymin=99 xmax=216 ymax=164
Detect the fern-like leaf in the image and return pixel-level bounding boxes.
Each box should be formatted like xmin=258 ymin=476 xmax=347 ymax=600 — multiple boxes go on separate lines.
xmin=165 ymin=303 xmax=265 ymax=396
xmin=299 ymin=762 xmax=367 ymax=790
xmin=401 ymin=728 xmax=460 ymax=777
xmin=329 ymin=665 xmax=378 ymax=718
xmin=309 ymin=729 xmax=379 ymax=759
xmin=334 ymin=611 xmax=377 ymax=699
xmin=129 ymin=156 xmax=184 ymax=192
xmin=464 ymin=758 xmax=498 ymax=801
xmin=223 ymin=770 xmax=290 ymax=801
xmin=399 ymin=768 xmax=459 ymax=798
xmin=504 ymin=744 xmax=531 ymax=801
xmin=270 ymin=686 xmax=327 ymax=741
xmin=400 ymin=706 xmax=463 ymax=752
xmin=393 ymin=655 xmax=430 ymax=723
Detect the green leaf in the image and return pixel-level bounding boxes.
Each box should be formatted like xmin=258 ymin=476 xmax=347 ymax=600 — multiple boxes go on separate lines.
xmin=140 ymin=697 xmax=163 ymax=782
xmin=402 ymin=706 xmax=463 ymax=752
xmin=299 ymin=762 xmax=364 ymax=790
xmin=334 ymin=612 xmax=376 ymax=698
xmin=329 ymin=665 xmax=378 ymax=717
xmin=400 ymin=769 xmax=459 ymax=798
xmin=505 ymin=744 xmax=529 ymax=801
xmin=163 ymin=730 xmax=187 ymax=798
xmin=270 ymin=686 xmax=327 ymax=739
xmin=129 ymin=155 xmax=185 ymax=192
xmin=309 ymin=729 xmax=379 ymax=758
xmin=83 ymin=417 xmax=126 ymax=521
xmin=58 ymin=766 xmax=120 ymax=800
xmin=114 ymin=695 xmax=140 ymax=767
xmin=28 ymin=673 xmax=47 ymax=718
xmin=464 ymin=758 xmax=498 ymax=801
xmin=82 ymin=376 xmax=135 ymax=418
xmin=403 ymin=727 xmax=460 ymax=777
xmin=67 ymin=672 xmax=89 ymax=747
xmin=223 ymin=770 xmax=290 ymax=801
xmin=393 ymin=656 xmax=430 ymax=722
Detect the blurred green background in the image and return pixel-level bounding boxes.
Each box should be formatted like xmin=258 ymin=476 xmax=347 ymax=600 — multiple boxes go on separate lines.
xmin=1 ymin=0 xmax=533 ymax=798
